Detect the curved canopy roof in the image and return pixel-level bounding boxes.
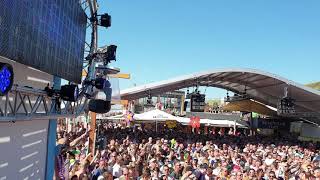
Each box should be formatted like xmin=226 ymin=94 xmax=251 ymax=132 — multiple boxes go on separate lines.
xmin=121 ymin=68 xmax=320 ymax=121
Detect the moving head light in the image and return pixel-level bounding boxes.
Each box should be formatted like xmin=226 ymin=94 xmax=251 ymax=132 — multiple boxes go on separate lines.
xmin=94 ymin=45 xmax=117 ymax=65
xmin=88 ymin=78 xmax=112 ymax=113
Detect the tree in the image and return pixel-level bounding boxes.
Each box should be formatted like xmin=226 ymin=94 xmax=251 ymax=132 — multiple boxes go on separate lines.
xmin=306 ymin=82 xmax=320 ymax=91
xmin=207 ymin=99 xmax=221 ymax=108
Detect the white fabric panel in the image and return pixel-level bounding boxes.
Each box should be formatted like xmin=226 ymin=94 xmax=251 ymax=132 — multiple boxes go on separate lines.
xmin=0 ymin=120 xmax=49 ymax=180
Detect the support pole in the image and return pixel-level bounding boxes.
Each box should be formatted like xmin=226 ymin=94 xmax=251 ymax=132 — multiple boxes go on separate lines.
xmin=234 ymin=119 xmax=236 ymax=135
xmin=45 ymin=76 xmax=61 ymax=180
xmin=88 ymin=112 xmax=96 ymax=162
xmin=180 ymin=95 xmax=185 ymax=115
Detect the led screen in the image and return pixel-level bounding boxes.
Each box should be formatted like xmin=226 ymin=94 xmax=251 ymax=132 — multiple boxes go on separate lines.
xmin=0 ymin=0 xmax=87 ymax=83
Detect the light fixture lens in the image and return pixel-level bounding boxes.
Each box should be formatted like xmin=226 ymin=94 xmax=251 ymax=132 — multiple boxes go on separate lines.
xmin=0 ymin=63 xmax=14 ymax=96
xmin=60 ymin=85 xmax=79 ymax=102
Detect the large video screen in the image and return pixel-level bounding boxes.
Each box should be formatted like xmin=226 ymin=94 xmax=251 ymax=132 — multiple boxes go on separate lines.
xmin=191 ymin=94 xmax=206 ymax=112
xmin=0 ymin=0 xmax=87 ymax=83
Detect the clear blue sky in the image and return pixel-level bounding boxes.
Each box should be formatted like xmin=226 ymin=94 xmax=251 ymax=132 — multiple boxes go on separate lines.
xmin=96 ymin=0 xmax=320 ymax=99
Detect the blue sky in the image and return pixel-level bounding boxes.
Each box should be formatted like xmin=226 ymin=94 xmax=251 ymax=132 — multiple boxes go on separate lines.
xmin=95 ymin=0 xmax=320 ymax=99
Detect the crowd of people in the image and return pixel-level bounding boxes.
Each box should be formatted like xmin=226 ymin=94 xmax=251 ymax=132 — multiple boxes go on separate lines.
xmin=56 ymin=121 xmax=320 ymax=180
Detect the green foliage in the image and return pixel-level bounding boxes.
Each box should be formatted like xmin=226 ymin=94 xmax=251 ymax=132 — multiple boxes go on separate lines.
xmin=206 ymin=99 xmax=221 ymax=108
xmin=306 ymin=82 xmax=320 ymax=91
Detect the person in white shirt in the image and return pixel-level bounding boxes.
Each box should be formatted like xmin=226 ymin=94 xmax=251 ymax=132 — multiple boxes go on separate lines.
xmin=113 ymin=157 xmax=123 ymax=178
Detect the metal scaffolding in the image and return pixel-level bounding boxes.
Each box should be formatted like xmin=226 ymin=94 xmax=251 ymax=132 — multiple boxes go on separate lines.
xmin=0 ymin=85 xmax=88 ymax=121
xmin=0 ymin=0 xmax=98 ymax=122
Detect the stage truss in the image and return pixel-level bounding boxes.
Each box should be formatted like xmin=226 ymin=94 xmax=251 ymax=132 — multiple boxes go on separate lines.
xmin=0 ymin=0 xmax=98 ymax=121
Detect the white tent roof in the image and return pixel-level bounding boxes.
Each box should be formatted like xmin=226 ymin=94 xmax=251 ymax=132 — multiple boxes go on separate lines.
xmin=98 ymin=114 xmax=125 ymax=120
xmin=202 ymin=119 xmax=247 ymax=128
xmin=134 ymin=109 xmax=179 ymax=121
xmin=176 ymin=117 xmax=247 ymax=128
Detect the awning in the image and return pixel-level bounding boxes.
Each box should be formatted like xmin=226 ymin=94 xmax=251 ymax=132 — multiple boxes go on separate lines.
xmin=222 ymin=99 xmax=277 ymax=116
xmin=134 ymin=109 xmax=179 ymax=122
xmin=98 ymin=114 xmax=125 ymax=120
xmin=176 ymin=117 xmax=248 ymax=128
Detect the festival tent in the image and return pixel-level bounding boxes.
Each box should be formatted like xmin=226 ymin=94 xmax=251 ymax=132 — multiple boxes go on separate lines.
xmin=100 ymin=114 xmax=125 ymax=121
xmin=202 ymin=119 xmax=248 ymax=128
xmin=134 ymin=109 xmax=180 ymax=132
xmin=176 ymin=117 xmax=248 ymax=128
xmin=134 ymin=109 xmax=180 ymax=122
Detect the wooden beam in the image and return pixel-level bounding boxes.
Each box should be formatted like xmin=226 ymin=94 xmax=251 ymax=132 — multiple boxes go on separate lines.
xmin=108 ymin=73 xmax=131 ymax=79
xmin=88 ymin=112 xmax=96 ymax=162
xmin=82 ymin=69 xmax=88 ymax=77
xmin=83 ymin=69 xmax=130 ymax=79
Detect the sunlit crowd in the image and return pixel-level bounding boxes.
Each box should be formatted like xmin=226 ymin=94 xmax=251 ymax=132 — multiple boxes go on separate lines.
xmin=55 ymin=122 xmax=320 ymax=180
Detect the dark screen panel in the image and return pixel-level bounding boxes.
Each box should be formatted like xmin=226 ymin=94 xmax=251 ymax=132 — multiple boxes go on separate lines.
xmin=0 ymin=0 xmax=86 ymax=83
xmin=191 ymin=94 xmax=206 ymax=112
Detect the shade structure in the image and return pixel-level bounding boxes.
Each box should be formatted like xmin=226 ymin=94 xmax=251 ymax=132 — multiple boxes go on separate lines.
xmin=120 ymin=68 xmax=320 ymax=124
xmin=134 ymin=109 xmax=180 ymax=132
xmin=222 ymin=99 xmax=277 ymax=116
xmin=176 ymin=117 xmax=248 ymax=128
xmin=202 ymin=119 xmax=248 ymax=128
xmin=134 ymin=109 xmax=179 ymax=122
xmin=99 ymin=114 xmax=125 ymax=121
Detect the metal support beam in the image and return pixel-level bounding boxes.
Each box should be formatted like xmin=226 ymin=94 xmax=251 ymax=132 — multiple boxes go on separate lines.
xmin=0 ymin=85 xmax=88 ymax=121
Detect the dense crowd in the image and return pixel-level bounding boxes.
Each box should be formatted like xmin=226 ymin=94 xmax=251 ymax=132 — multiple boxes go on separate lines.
xmin=56 ymin=122 xmax=320 ymax=180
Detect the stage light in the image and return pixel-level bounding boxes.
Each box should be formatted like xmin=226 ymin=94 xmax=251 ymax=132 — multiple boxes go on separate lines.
xmin=104 ymin=45 xmax=117 ymax=62
xmin=0 ymin=62 xmax=14 ymax=96
xmin=60 ymin=84 xmax=79 ymax=102
xmin=88 ymin=78 xmax=112 ymax=113
xmin=100 ymin=13 xmax=111 ymax=28
xmin=93 ymin=77 xmax=109 ymax=90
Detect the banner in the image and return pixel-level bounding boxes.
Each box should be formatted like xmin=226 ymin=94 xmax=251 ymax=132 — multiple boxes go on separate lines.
xmin=257 ymin=118 xmax=289 ymax=130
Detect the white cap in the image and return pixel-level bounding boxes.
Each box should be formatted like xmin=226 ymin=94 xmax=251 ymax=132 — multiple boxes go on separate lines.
xmin=97 ymin=175 xmax=105 ymax=180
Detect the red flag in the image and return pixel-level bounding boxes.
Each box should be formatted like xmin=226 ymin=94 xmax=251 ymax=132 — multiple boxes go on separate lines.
xmin=189 ymin=116 xmax=200 ymax=128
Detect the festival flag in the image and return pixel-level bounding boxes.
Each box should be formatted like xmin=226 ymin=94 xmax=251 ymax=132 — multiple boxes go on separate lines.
xmin=189 ymin=116 xmax=200 ymax=129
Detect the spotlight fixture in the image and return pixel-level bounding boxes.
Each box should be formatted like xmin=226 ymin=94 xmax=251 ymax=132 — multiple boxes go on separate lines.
xmin=0 ymin=62 xmax=14 ymax=96
xmin=104 ymin=45 xmax=117 ymax=63
xmin=100 ymin=13 xmax=111 ymax=28
xmin=60 ymin=84 xmax=79 ymax=102
xmin=44 ymin=84 xmax=79 ymax=102
xmin=94 ymin=45 xmax=117 ymax=65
